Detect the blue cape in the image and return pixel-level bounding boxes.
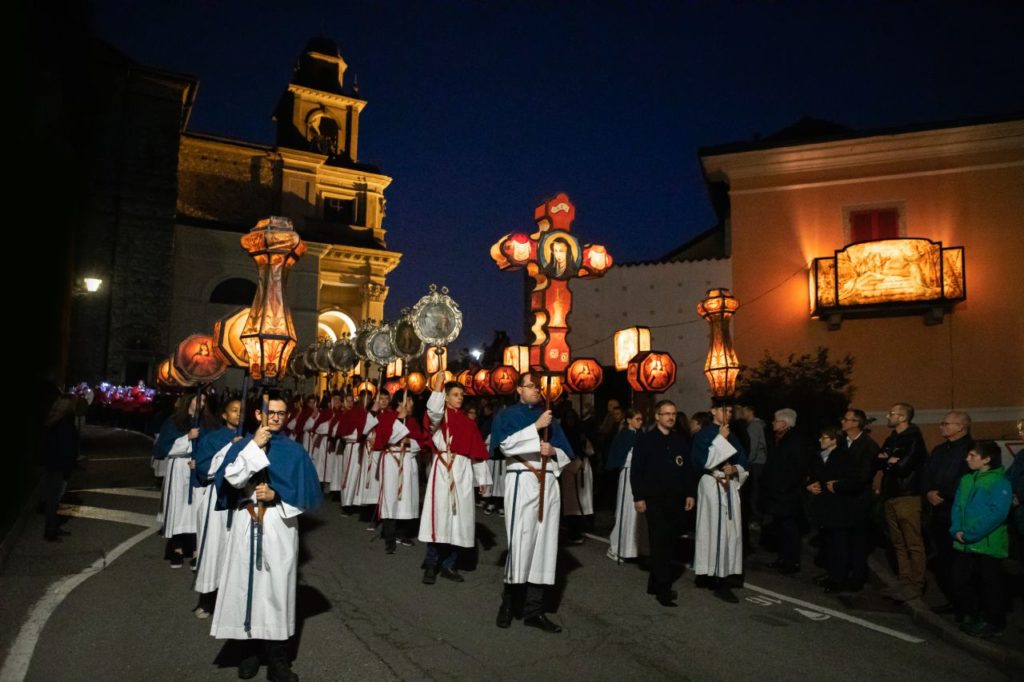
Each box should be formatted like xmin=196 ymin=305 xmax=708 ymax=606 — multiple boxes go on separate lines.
xmin=191 ymin=427 xmax=236 ymax=489
xmin=153 ymin=417 xmax=188 ymax=461
xmin=605 ymin=427 xmax=638 ymax=471
xmin=692 ymin=423 xmax=748 ymax=471
xmin=488 ymin=402 xmax=574 ymax=460
xmin=215 ymin=432 xmax=323 ymax=512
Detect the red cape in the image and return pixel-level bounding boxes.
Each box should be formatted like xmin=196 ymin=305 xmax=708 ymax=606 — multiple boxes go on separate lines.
xmin=424 ymin=406 xmax=488 ymax=461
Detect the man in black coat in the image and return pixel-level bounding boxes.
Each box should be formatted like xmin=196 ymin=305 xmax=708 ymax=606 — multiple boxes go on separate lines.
xmin=631 ymin=400 xmax=697 ymax=607
xmin=759 ymin=408 xmax=807 ymax=573
xmin=921 ymin=410 xmax=972 ymax=611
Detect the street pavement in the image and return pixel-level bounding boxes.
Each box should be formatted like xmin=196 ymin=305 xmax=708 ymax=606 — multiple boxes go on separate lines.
xmin=0 ymin=427 xmax=1020 ymax=681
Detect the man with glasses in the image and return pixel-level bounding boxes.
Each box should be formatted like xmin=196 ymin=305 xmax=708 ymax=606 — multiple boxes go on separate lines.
xmin=921 ymin=410 xmax=972 ymax=613
xmin=877 ymin=402 xmax=927 ymax=602
xmin=692 ymin=398 xmax=749 ymax=603
xmin=490 ymin=372 xmax=574 ymax=633
xmin=833 ymin=408 xmax=878 ymax=591
xmin=630 ymin=400 xmax=696 ymax=606
xmin=210 ymin=395 xmax=322 ymax=682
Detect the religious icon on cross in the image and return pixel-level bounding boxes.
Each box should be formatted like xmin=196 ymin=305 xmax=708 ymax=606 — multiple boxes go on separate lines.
xmin=490 ymin=193 xmax=613 ymax=372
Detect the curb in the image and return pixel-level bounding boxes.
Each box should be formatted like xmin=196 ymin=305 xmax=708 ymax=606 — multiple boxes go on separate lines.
xmin=866 ymin=554 xmax=1024 ymax=673
xmin=0 ymin=478 xmax=43 ymax=574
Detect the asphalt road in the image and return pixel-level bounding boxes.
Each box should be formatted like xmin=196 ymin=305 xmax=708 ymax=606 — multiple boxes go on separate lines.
xmin=0 ymin=427 xmax=1014 ymax=681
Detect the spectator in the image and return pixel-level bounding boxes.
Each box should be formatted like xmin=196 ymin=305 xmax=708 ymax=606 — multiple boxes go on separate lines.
xmin=689 ymin=411 xmax=712 ymax=435
xmin=950 ymin=441 xmax=1013 ymax=638
xmin=921 ymin=411 xmax=972 ymax=613
xmin=41 ymin=395 xmax=79 ymax=541
xmin=835 ymin=409 xmax=879 ymax=590
xmin=877 ymin=403 xmax=928 ymax=602
xmin=760 ymin=408 xmax=807 ymax=573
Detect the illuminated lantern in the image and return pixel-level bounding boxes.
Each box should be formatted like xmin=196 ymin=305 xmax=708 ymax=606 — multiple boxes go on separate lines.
xmin=613 ymin=326 xmax=651 ymax=371
xmin=455 ymin=369 xmax=475 ymax=396
xmin=697 ymin=288 xmax=741 ymax=398
xmin=406 ymin=371 xmax=427 ymax=395
xmin=490 ymin=365 xmax=520 ymax=395
xmin=174 ymin=334 xmax=228 ymax=384
xmin=156 ymin=358 xmax=182 ymax=387
xmin=213 ymin=307 xmax=250 ymax=369
xmin=355 ymin=381 xmax=377 ymax=398
xmin=538 ymin=373 xmax=564 ymax=402
xmin=582 ymin=244 xmax=613 ymax=275
xmin=503 ymin=345 xmax=531 ymax=373
xmin=627 ymin=351 xmax=677 ymax=393
xmin=386 ymin=358 xmax=405 ymax=378
xmin=426 ymin=346 xmax=448 ymax=374
xmin=432 ymin=370 xmax=455 ymax=388
xmin=473 ymin=369 xmax=494 ymax=396
xmin=566 ymin=357 xmax=603 ymax=393
xmin=239 ymin=216 xmax=305 ymax=384
xmin=384 ymin=379 xmax=404 ymax=396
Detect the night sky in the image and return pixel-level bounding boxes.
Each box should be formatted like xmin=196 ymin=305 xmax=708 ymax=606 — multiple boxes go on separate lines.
xmin=91 ymin=1 xmax=1024 ymax=350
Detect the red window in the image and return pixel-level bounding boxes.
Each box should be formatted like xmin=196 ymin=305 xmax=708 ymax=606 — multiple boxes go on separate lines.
xmin=849 ymin=208 xmax=900 ymax=242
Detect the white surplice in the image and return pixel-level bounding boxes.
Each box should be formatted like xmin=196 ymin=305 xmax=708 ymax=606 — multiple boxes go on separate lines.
xmin=193 ymin=441 xmax=233 ymax=593
xmin=607 ymin=450 xmax=649 ymax=560
xmin=160 ymin=433 xmax=196 ymax=537
xmin=693 ymin=434 xmax=748 ymax=578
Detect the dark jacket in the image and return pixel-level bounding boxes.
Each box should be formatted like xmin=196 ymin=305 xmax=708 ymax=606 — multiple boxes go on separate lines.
xmin=879 ymin=424 xmax=927 ymax=498
xmin=759 ymin=428 xmax=807 ymax=517
xmin=806 ymin=438 xmax=874 ymax=528
xmin=920 ymin=435 xmax=972 ymax=515
xmin=630 ymin=428 xmax=696 ymax=502
xmin=42 ymin=414 xmax=79 ymax=477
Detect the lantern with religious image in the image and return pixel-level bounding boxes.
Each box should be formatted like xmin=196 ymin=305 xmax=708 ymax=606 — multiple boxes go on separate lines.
xmin=626 ymin=351 xmax=677 ymax=393
xmin=538 ymin=373 xmax=564 ymax=402
xmin=490 ymin=365 xmax=520 ymax=395
xmin=213 ymin=307 xmax=250 ymax=369
xmin=239 ymin=216 xmax=305 ymax=384
xmin=472 ymin=368 xmax=495 ymax=396
xmin=174 ymin=334 xmax=228 ymax=385
xmin=614 ymin=326 xmax=652 ymax=371
xmin=405 ymin=371 xmax=427 ymax=395
xmin=697 ymin=288 xmax=741 ymax=398
xmin=455 ymin=369 xmax=475 ymax=395
xmin=355 ymin=381 xmax=377 ymax=398
xmin=426 ymin=346 xmax=447 ymax=374
xmin=384 ymin=379 xmax=404 ymax=396
xmin=566 ymin=357 xmax=603 ymax=394
xmin=503 ymin=345 xmax=531 ymax=373
xmin=156 ymin=358 xmax=186 ymax=388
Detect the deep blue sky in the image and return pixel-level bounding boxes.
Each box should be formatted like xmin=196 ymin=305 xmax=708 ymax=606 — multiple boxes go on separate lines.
xmin=92 ymin=1 xmax=1024 ymax=350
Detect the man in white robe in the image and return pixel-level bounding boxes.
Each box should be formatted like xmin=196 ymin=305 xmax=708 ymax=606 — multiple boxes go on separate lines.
xmin=210 ymin=397 xmax=321 ymax=682
xmin=338 ymin=392 xmax=377 ymax=512
xmin=692 ymin=400 xmax=749 ymax=603
xmin=490 ymin=372 xmax=574 ymax=633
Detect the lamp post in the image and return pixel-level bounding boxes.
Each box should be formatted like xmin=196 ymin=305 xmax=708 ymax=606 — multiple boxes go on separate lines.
xmin=697 ymin=288 xmax=740 ymax=398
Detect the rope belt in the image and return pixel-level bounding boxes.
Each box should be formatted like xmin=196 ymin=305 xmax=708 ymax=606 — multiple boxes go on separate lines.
xmin=512 ymin=455 xmax=553 ymax=521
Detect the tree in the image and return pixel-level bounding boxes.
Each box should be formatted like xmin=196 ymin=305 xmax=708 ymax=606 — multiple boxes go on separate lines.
xmin=737 ymin=347 xmax=855 ymax=437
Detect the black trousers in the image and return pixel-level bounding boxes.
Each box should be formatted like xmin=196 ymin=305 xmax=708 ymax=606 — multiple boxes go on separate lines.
xmin=927 ymin=508 xmax=956 ymax=600
xmin=42 ymin=470 xmax=67 ymax=536
xmin=644 ymin=496 xmax=685 ymax=596
xmin=825 ymin=526 xmax=867 ymax=585
xmin=951 ymin=551 xmax=1006 ymax=627
xmin=777 ymin=514 xmax=802 ymax=567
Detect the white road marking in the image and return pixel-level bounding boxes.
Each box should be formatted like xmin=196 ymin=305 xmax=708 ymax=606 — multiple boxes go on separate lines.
xmin=0 ymin=523 xmax=160 ymax=682
xmin=71 ymin=487 xmax=162 ymax=499
xmin=795 ymin=607 xmax=831 ymax=621
xmin=582 ymin=530 xmax=924 ymax=643
xmin=58 ymin=504 xmax=157 ymax=528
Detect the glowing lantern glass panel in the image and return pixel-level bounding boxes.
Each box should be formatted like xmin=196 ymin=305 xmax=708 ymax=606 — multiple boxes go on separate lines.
xmin=627 ymin=351 xmax=677 ymax=393
xmin=239 ymin=216 xmax=306 ymax=383
xmin=174 ymin=334 xmax=228 ymax=384
xmin=156 ymin=358 xmax=178 ymax=387
xmin=566 ymin=357 xmax=603 ymax=393
xmin=455 ymin=370 xmax=475 ymax=395
xmin=538 ymin=373 xmax=564 ymax=402
xmin=213 ymin=307 xmax=250 ymax=369
xmin=697 ymin=288 xmax=741 ymax=398
xmin=503 ymin=345 xmax=531 ymax=373
xmin=490 ymin=365 xmax=520 ymax=395
xmin=614 ymin=326 xmax=651 ymax=371
xmin=384 ymin=379 xmax=403 ymax=396
xmin=355 ymin=381 xmax=377 ymax=398
xmin=406 ymin=371 xmax=427 ymax=395
xmin=472 ymin=369 xmax=494 ymax=396
xmin=386 ymin=358 xmax=405 ymax=378
xmin=426 ymin=346 xmax=448 ymax=374
xmin=432 ymin=370 xmax=455 ymax=389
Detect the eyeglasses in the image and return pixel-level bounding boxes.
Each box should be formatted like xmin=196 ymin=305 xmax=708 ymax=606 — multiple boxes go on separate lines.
xmin=266 ymin=410 xmax=288 ymax=419
xmin=521 ymin=384 xmax=538 ymax=390
xmin=887 ymin=411 xmax=905 ymax=417
xmin=939 ymin=422 xmax=960 ymax=427
xmin=657 ymin=412 xmax=677 ymax=417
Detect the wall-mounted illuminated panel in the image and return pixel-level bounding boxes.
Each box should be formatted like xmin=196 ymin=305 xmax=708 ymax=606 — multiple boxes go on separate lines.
xmin=810 ymin=238 xmax=965 ymax=324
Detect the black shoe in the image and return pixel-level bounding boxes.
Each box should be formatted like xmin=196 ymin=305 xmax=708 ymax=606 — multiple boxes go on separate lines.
xmin=777 ymin=563 xmax=800 ymax=575
xmin=843 ymin=580 xmax=865 ymax=593
xmin=237 ymin=654 xmax=260 ymax=680
xmin=523 ymin=614 xmax=562 ymax=633
xmin=656 ymin=594 xmax=678 ymax=607
xmin=266 ymin=659 xmax=298 ymax=682
xmin=422 ymin=567 xmax=437 ymax=585
xmin=714 ymin=588 xmax=740 ymax=604
xmin=170 ymin=555 xmax=184 ymax=569
xmin=385 ymin=543 xmax=396 ymax=554
xmin=439 ymin=567 xmax=465 ymax=582
xmin=822 ymin=581 xmax=845 ymax=594
xmin=812 ymin=573 xmax=831 ymax=586
xmin=496 ymin=598 xmax=513 ymax=628
xmin=931 ymin=603 xmax=956 ymax=615
xmin=397 ymin=537 xmax=415 ymax=547
xmin=43 ymin=532 xmax=62 ymax=542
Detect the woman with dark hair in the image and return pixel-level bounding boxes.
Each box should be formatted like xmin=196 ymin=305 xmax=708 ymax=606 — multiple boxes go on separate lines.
xmin=606 ymin=409 xmax=648 ymax=562
xmin=41 ymin=396 xmax=79 ymax=541
xmin=950 ymin=440 xmax=1013 ymax=638
xmin=154 ymin=394 xmax=202 ymax=567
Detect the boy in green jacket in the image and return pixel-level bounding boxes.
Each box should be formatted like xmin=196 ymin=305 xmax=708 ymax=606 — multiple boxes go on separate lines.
xmin=949 ymin=440 xmax=1012 ymax=638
